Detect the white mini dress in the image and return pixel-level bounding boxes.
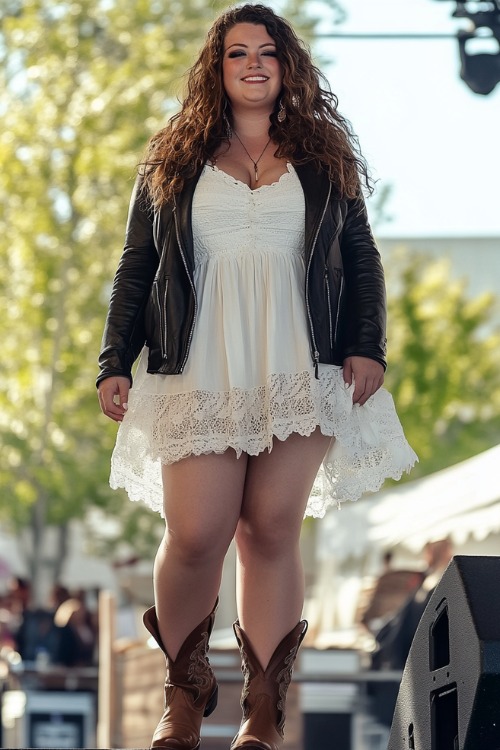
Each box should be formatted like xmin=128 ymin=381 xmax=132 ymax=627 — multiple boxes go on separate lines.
xmin=110 ymin=163 xmax=417 ymax=518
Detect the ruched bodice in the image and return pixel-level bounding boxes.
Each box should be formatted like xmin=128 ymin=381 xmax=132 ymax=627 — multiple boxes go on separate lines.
xmin=193 ymin=163 xmax=305 ymax=266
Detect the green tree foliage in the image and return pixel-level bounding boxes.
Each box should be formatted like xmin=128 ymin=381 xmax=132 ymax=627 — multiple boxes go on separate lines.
xmin=384 ymin=250 xmax=500 ymax=478
xmin=0 ymin=0 xmax=341 ymax=581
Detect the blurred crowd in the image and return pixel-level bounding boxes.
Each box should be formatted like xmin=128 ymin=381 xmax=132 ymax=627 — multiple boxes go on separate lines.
xmin=0 ymin=577 xmax=98 ymax=669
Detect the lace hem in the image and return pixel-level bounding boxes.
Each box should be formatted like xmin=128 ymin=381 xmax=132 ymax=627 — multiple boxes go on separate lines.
xmin=110 ymin=368 xmax=417 ymax=518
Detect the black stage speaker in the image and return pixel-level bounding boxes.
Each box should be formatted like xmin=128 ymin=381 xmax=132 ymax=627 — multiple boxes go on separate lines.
xmin=388 ymin=555 xmax=500 ymax=750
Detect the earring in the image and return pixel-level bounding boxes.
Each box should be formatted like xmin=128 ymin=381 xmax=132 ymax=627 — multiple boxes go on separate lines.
xmin=277 ymin=98 xmax=286 ymax=123
xmin=223 ymin=100 xmax=232 ymax=138
xmin=223 ymin=113 xmax=232 ymax=138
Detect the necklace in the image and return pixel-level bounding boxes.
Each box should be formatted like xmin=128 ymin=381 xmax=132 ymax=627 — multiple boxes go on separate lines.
xmin=233 ymin=131 xmax=272 ymax=183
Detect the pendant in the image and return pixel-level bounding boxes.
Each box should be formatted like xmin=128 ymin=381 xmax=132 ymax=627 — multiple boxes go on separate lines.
xmin=254 ymin=166 xmax=259 ymax=182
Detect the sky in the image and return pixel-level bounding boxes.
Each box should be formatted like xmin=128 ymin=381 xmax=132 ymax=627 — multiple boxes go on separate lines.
xmin=313 ymin=0 xmax=500 ymax=237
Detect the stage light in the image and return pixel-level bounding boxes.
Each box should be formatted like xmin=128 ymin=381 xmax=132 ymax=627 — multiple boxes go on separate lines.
xmin=433 ymin=0 xmax=500 ymax=95
xmin=458 ymin=30 xmax=500 ymax=94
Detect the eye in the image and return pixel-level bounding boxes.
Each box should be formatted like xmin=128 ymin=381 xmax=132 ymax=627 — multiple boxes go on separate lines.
xmin=262 ymin=50 xmax=277 ymax=57
xmin=227 ymin=50 xmax=245 ymax=58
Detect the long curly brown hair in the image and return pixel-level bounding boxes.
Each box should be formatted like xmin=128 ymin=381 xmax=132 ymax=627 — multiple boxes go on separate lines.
xmin=141 ymin=4 xmax=373 ymax=207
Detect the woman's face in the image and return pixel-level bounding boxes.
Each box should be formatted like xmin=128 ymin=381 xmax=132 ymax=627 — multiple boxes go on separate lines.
xmin=222 ymin=23 xmax=283 ymax=114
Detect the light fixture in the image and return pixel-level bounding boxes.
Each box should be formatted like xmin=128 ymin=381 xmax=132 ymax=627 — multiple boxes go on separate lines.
xmin=458 ymin=29 xmax=500 ymax=93
xmin=435 ymin=0 xmax=500 ymax=95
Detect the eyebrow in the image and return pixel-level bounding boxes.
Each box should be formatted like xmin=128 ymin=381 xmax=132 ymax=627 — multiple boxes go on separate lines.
xmin=225 ymin=42 xmax=276 ymax=51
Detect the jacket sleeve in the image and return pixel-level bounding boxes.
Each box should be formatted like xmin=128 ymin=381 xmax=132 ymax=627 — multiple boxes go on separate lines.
xmin=339 ymin=193 xmax=387 ymax=369
xmin=96 ymin=175 xmax=159 ymax=387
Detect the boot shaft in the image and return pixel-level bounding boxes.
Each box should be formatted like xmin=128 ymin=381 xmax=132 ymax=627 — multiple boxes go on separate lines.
xmin=143 ymin=601 xmax=218 ymax=702
xmin=142 ymin=602 xmax=219 ymax=749
xmin=233 ymin=620 xmax=307 ymax=734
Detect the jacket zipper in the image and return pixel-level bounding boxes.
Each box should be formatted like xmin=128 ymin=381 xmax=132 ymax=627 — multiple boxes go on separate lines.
xmin=324 ymin=271 xmax=333 ymax=350
xmin=153 ymin=280 xmax=169 ymax=360
xmin=305 ymin=182 xmax=332 ymax=379
xmin=173 ymin=200 xmax=197 ymax=373
xmin=333 ymin=274 xmax=344 ymax=346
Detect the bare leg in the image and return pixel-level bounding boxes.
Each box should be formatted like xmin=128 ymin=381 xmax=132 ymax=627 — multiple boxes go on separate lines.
xmin=154 ymin=450 xmax=248 ymax=659
xmin=235 ymin=429 xmax=332 ymax=669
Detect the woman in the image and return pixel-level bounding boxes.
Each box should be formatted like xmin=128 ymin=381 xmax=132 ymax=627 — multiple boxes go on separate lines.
xmin=97 ymin=5 xmax=417 ymax=749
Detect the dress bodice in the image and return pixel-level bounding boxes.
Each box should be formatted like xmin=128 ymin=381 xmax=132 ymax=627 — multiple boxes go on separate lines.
xmin=191 ymin=163 xmax=305 ymax=267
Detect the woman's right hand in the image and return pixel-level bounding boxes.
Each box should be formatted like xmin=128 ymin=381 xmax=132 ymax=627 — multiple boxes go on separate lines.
xmin=98 ymin=376 xmax=131 ymax=422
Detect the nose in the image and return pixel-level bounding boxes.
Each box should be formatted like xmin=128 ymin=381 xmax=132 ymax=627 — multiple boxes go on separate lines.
xmin=247 ymin=52 xmax=262 ymax=68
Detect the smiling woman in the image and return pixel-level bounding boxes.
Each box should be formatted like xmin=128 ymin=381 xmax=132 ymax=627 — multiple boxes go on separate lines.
xmin=218 ymin=23 xmax=284 ymax=186
xmin=96 ymin=4 xmax=416 ymax=749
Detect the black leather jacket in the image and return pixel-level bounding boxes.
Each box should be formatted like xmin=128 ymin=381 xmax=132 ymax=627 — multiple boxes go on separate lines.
xmin=97 ymin=161 xmax=387 ymax=386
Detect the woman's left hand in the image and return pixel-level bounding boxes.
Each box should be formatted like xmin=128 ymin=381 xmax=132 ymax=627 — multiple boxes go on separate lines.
xmin=343 ymin=356 xmax=385 ymax=405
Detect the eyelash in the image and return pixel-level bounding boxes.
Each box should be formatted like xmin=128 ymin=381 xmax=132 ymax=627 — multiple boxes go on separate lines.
xmin=227 ymin=50 xmax=277 ymax=58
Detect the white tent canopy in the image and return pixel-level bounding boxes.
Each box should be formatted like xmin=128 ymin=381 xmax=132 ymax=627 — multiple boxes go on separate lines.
xmin=319 ymin=444 xmax=500 ymax=561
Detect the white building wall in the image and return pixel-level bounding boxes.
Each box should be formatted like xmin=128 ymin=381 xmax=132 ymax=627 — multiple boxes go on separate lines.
xmin=377 ymin=236 xmax=500 ymax=305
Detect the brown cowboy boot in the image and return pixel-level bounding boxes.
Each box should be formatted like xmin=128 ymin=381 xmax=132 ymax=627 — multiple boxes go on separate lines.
xmin=230 ymin=619 xmax=308 ymax=750
xmin=143 ymin=601 xmax=218 ymax=750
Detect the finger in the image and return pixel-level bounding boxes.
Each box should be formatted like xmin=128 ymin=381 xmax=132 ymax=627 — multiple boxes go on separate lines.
xmin=99 ymin=393 xmax=125 ymax=422
xmin=357 ymin=374 xmax=383 ymax=405
xmin=117 ymin=381 xmax=130 ymax=410
xmin=356 ymin=386 xmax=372 ymax=405
xmin=98 ymin=382 xmax=128 ymax=422
xmin=104 ymin=407 xmax=125 ymax=422
xmin=102 ymin=404 xmax=126 ymax=422
xmin=343 ymin=359 xmax=353 ymax=386
xmin=352 ymin=375 xmax=368 ymax=404
xmin=369 ymin=372 xmax=384 ymax=396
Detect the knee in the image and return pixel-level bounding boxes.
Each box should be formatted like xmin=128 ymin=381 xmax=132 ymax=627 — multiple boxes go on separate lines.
xmin=162 ymin=524 xmax=229 ymax=567
xmin=235 ymin=511 xmax=300 ymax=562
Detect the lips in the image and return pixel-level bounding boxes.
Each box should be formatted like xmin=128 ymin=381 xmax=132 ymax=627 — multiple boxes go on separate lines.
xmin=241 ymin=75 xmax=269 ymax=82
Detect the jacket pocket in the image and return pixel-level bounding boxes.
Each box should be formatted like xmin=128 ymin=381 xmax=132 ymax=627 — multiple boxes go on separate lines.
xmin=324 ymin=267 xmax=344 ymax=350
xmin=152 ymin=278 xmax=169 ymax=360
